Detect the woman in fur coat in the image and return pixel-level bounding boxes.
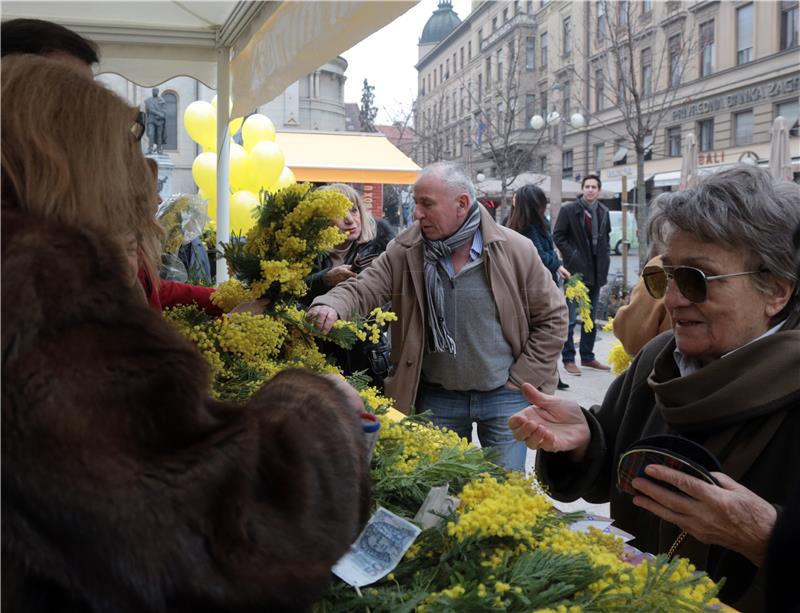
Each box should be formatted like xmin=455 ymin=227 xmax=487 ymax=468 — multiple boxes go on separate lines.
xmin=1 ymin=54 xmax=370 ymax=613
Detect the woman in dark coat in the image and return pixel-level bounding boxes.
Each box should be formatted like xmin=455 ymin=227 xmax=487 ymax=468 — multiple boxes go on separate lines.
xmin=305 ymin=183 xmax=396 ymax=385
xmin=1 ymin=54 xmax=370 ymax=613
xmin=506 ymin=184 xmax=571 ymax=390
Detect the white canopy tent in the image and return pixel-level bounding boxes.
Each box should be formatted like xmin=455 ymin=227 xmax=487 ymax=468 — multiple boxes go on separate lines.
xmin=2 ymin=0 xmax=416 ymax=281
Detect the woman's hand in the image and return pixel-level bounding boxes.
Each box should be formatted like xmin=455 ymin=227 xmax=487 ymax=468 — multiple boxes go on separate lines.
xmin=324 ymin=265 xmax=357 ymax=286
xmin=508 ymin=383 xmax=591 ymax=461
xmin=557 ymin=266 xmax=571 ymax=281
xmin=228 ymin=298 xmax=270 ymax=315
xmin=632 ymin=465 xmax=777 ymax=566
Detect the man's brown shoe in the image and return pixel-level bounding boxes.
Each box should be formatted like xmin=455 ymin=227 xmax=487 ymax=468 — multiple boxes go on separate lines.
xmin=582 ymin=359 xmax=611 ymax=371
xmin=564 ymin=362 xmax=581 ymax=376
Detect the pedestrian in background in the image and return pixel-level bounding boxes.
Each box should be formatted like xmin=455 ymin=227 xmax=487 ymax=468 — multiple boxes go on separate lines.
xmin=553 ymin=174 xmax=611 ymax=375
xmin=506 ymin=184 xmax=571 ymax=390
xmin=308 ymin=162 xmax=567 ymax=471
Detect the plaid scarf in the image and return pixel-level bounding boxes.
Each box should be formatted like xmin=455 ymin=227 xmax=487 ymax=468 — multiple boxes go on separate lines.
xmin=421 ymin=204 xmax=481 ymax=354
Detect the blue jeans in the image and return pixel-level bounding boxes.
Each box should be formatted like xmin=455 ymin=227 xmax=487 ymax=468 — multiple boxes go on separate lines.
xmin=562 ymin=283 xmax=600 ymax=364
xmin=415 ymin=383 xmax=529 ymax=472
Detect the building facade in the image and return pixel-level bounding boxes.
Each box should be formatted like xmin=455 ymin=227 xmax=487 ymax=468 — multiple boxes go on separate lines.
xmin=98 ymin=57 xmax=350 ymax=194
xmin=415 ymin=0 xmax=799 ymax=200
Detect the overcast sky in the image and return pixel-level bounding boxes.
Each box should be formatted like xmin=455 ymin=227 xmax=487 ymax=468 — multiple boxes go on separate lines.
xmin=341 ymin=0 xmax=472 ymax=124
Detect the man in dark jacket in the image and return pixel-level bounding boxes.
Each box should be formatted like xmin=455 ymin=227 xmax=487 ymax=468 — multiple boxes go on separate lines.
xmin=553 ymin=175 xmax=611 ymax=375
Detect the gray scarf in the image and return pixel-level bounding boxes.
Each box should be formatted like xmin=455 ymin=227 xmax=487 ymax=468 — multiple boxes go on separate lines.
xmin=421 ymin=204 xmax=482 ymax=354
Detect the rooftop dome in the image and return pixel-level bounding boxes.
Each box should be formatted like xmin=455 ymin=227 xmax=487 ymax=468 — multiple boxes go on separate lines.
xmin=419 ymin=0 xmax=461 ymax=45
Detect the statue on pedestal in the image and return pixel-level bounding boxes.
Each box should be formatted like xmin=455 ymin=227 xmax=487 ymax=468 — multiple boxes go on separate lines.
xmin=144 ymin=88 xmax=167 ymax=154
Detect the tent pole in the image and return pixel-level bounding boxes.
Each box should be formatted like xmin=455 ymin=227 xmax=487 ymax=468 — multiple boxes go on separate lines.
xmin=215 ymin=46 xmax=231 ymax=284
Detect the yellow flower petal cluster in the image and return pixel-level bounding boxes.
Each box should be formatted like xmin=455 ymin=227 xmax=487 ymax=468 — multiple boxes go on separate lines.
xmin=211 ymin=279 xmax=254 ymax=312
xmin=608 ymin=341 xmax=633 ymax=375
xmin=447 ymin=473 xmax=552 ymax=543
xmin=602 ymin=317 xmax=614 ymax=333
xmin=259 ymin=259 xmax=309 ymax=297
xmin=377 ymin=418 xmax=470 ymax=473
xmin=565 ymin=277 xmax=594 ymax=333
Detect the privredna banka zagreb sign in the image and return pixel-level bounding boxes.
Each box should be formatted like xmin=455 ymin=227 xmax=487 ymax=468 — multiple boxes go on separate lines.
xmin=671 ymin=75 xmax=800 ymax=122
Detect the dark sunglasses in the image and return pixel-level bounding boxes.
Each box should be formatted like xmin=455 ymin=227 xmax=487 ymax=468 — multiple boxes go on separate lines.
xmin=642 ymin=265 xmax=762 ymax=303
xmin=130 ymin=111 xmax=146 ymax=142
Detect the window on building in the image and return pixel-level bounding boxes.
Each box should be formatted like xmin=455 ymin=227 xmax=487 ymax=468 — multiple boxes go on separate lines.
xmin=486 ymin=57 xmax=492 ymax=87
xmin=420 ymin=78 xmax=425 ymax=97
xmin=641 ymin=47 xmax=652 ymax=96
xmin=644 ymin=132 xmax=654 ymax=161
xmin=478 ymin=73 xmax=483 ymax=99
xmin=619 ymin=0 xmax=629 ymax=25
xmin=697 ymin=118 xmax=714 ymax=151
xmin=492 ymin=16 xmax=498 ymax=31
xmin=699 ymin=20 xmax=714 ymax=77
xmin=162 ymin=91 xmax=178 ymax=150
xmin=428 ymin=74 xmax=432 ymax=93
xmin=460 ymin=87 xmax=465 ymax=116
xmin=527 ymin=0 xmax=533 ymax=13
xmin=669 ymin=34 xmax=681 ymax=87
xmin=776 ymin=99 xmax=800 ymax=136
xmin=497 ymin=48 xmax=504 ymax=82
xmin=439 ymin=64 xmax=443 ymax=83
xmin=613 ymin=140 xmax=628 ymax=165
xmin=453 ymin=93 xmax=457 ymax=119
xmin=460 ymin=47 xmax=465 ymax=69
xmin=497 ymin=101 xmax=504 ymax=129
xmin=562 ymin=81 xmax=571 ymax=116
xmin=526 ymin=93 xmax=536 ymax=125
xmin=468 ymin=40 xmax=472 ymax=60
xmin=453 ymin=53 xmax=457 ymax=73
xmin=667 ymin=126 xmax=682 ymax=156
xmin=539 ymin=155 xmax=548 ymax=172
xmin=597 ymin=1 xmax=607 ymax=41
xmin=562 ymin=149 xmax=574 ymax=175
xmin=446 ymin=58 xmax=450 ymax=79
xmin=540 ymin=31 xmax=548 ymax=67
xmin=595 ymin=69 xmax=605 ymax=111
xmin=642 ymin=0 xmax=652 ymax=14
xmin=563 ymin=16 xmax=572 ymax=54
xmin=734 ymin=110 xmax=753 ymax=146
xmin=508 ymin=42 xmax=515 ymax=73
xmin=540 ymin=90 xmax=548 ymax=116
xmin=737 ymin=4 xmax=753 ymax=64
xmin=503 ymin=7 xmax=509 ymax=22
xmin=478 ymin=28 xmax=483 ymax=48
xmin=593 ymin=142 xmax=605 ymax=171
xmin=515 ymin=1 xmax=521 ymax=14
xmin=526 ymin=37 xmax=535 ymax=69
xmin=781 ymin=1 xmax=799 ymax=50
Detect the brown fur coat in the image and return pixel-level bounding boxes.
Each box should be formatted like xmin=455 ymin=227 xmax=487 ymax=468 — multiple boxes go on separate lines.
xmin=1 ymin=207 xmax=371 ymax=612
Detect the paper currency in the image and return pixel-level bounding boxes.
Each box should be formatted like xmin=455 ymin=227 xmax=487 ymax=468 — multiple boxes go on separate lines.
xmin=413 ymin=484 xmax=460 ymax=529
xmin=332 ymin=507 xmax=421 ymax=587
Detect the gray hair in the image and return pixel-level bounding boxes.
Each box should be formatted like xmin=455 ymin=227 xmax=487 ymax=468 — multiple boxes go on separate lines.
xmin=654 ymin=164 xmax=800 ymax=315
xmin=417 ymin=161 xmax=476 ymax=204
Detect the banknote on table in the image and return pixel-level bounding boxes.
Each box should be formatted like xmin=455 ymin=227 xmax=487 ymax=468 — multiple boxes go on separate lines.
xmin=332 ymin=507 xmax=422 ymax=587
xmin=413 ymin=484 xmax=460 ymax=529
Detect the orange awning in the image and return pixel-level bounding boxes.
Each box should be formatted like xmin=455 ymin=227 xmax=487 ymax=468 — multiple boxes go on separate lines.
xmin=275 ymin=130 xmax=420 ymax=185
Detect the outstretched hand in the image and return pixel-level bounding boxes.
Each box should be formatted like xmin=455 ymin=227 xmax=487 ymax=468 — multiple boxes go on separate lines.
xmin=508 ymin=383 xmax=591 ymax=460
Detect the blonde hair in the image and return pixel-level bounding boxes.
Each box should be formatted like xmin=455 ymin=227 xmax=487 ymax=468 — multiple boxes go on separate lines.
xmin=1 ymin=54 xmax=156 ymax=263
xmin=317 ymin=183 xmax=376 ymax=243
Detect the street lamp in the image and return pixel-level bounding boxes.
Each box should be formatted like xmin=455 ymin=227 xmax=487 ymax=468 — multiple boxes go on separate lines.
xmin=529 ymin=88 xmax=585 ymax=224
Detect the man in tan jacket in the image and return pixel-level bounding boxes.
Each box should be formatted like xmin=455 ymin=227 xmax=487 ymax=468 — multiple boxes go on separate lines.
xmin=308 ymin=162 xmax=567 ymax=471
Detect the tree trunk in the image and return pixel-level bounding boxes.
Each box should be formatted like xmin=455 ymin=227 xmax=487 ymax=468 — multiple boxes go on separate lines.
xmin=635 ymin=149 xmax=648 ymax=271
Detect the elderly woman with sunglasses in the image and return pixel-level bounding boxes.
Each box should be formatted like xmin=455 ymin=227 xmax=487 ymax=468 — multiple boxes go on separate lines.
xmin=509 ymin=165 xmax=800 ymax=611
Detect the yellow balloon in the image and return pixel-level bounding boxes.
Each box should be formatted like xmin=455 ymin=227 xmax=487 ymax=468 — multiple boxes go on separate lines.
xmin=229 ymin=143 xmax=253 ymax=192
xmin=229 ymin=190 xmax=260 ymax=235
xmin=275 ymin=166 xmax=296 ymax=191
xmin=250 ymin=141 xmax=285 ymax=192
xmin=191 ymin=152 xmax=217 ymax=195
xmin=184 ymin=101 xmax=216 ymax=150
xmin=242 ymin=114 xmax=276 ymax=151
xmin=211 ymin=95 xmax=244 ymax=136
